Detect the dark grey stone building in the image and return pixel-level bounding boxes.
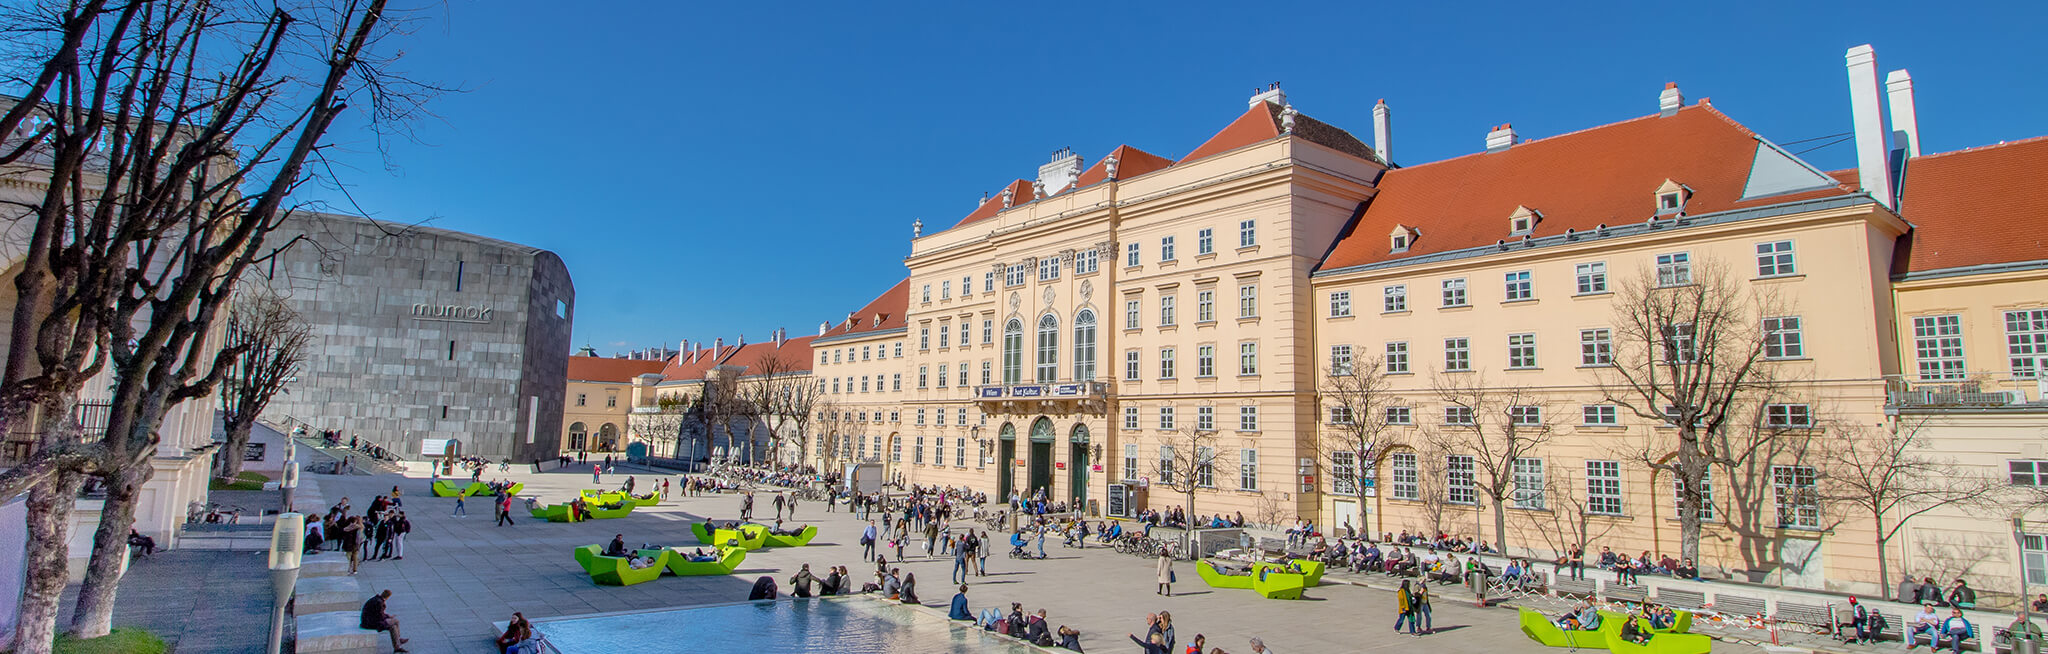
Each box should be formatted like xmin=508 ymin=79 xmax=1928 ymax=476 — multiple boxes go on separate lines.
xmin=256 ymin=212 xmax=574 ymax=462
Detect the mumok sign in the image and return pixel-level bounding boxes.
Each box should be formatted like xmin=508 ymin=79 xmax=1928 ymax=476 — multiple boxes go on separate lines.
xmin=412 ymin=303 xmax=494 ymax=323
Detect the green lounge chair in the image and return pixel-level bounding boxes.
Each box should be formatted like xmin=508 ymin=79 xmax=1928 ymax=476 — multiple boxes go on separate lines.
xmin=587 ymin=503 xmax=634 ymax=520
xmin=529 ymin=503 xmax=574 ymax=522
xmin=1195 ymin=560 xmax=1253 ymax=589
xmin=1250 ymin=567 xmax=1308 ymax=600
xmin=1608 ymin=631 xmax=1711 ymax=654
xmin=691 ymin=523 xmax=768 ymax=550
xmin=759 ymin=525 xmax=817 ymax=548
xmin=626 ymin=493 xmax=660 ymax=508
xmin=581 ymin=490 xmax=629 ymax=505
xmin=663 ymin=546 xmax=747 ymax=576
xmin=430 ymin=480 xmax=467 ymax=497
xmin=690 ymin=522 xmax=716 ymax=544
xmin=1518 ymin=607 xmax=1611 ymax=649
xmin=572 ymin=545 xmax=667 ymax=586
xmin=1256 ymin=560 xmax=1325 ymax=587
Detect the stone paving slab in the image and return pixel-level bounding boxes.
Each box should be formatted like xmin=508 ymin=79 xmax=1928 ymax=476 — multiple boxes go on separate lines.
xmin=58 ymin=550 xmax=273 ymax=653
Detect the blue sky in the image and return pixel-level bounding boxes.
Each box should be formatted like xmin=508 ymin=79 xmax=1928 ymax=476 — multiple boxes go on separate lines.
xmin=300 ymin=1 xmax=2048 ymax=354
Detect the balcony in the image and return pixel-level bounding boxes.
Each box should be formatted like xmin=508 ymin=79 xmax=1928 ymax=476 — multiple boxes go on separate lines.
xmin=1885 ymin=373 xmax=2048 ymax=412
xmin=974 ymin=382 xmax=1111 ymax=416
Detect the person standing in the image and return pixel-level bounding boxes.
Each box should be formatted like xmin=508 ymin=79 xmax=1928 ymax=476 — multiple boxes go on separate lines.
xmin=1395 ymin=580 xmax=1415 ymax=634
xmin=452 ymin=493 xmax=467 ymax=518
xmin=592 ymin=464 xmax=602 ymax=485
xmin=390 ymin=511 xmax=410 ymax=560
xmin=774 ymin=494 xmax=786 ymax=521
xmin=788 ymin=564 xmax=818 ymax=598
xmin=1413 ymin=581 xmax=1435 ymax=635
xmin=1156 ymin=548 xmax=1175 ymax=596
xmin=952 ymin=535 xmax=970 ymax=584
xmin=341 ymin=516 xmax=363 ymax=575
xmin=861 ymin=520 xmax=879 ymax=562
xmin=978 ymin=530 xmax=993 ymax=576
xmin=925 ymin=520 xmax=941 ymax=558
xmin=788 ymin=495 xmax=798 ymax=519
xmin=742 ymin=492 xmax=755 ymax=522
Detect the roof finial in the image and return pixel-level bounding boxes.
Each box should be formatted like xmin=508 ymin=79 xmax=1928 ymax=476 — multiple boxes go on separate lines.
xmin=912 ymin=218 xmax=923 ymax=238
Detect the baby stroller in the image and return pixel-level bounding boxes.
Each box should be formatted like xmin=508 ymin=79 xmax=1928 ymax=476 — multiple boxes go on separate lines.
xmin=1009 ymin=533 xmax=1045 ymax=559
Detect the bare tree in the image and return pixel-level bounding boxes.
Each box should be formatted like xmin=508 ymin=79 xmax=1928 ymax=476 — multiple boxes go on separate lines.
xmin=812 ymin=398 xmax=852 ymax=471
xmin=1157 ymin=424 xmax=1221 ymax=549
xmin=738 ymin=349 xmax=809 ymax=464
xmin=1316 ymin=356 xmax=1405 ymax=537
xmin=1422 ymin=372 xmax=1553 ymax=556
xmin=1599 ymin=257 xmax=1781 ymax=565
xmin=780 ymin=377 xmax=824 ymax=466
xmin=1516 ymin=464 xmax=1621 ymax=568
xmin=1821 ymin=415 xmax=2002 ymax=588
xmin=628 ymin=393 xmax=689 ymax=459
xmin=214 ymin=290 xmax=311 ymax=479
xmin=1409 ymin=440 xmax=1453 ymax=538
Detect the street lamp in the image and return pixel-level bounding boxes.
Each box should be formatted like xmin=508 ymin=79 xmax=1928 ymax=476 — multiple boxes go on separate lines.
xmin=2018 ymin=515 xmax=2032 ymax=620
xmin=267 ymin=513 xmax=305 ymax=654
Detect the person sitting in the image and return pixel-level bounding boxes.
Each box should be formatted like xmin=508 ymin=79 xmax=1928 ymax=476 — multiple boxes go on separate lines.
xmin=1842 ymin=597 xmax=1871 ymax=643
xmin=627 ymin=554 xmax=658 ymax=569
xmin=604 ymin=534 xmax=629 ymax=557
xmin=126 ymin=528 xmax=156 ymax=559
xmin=1024 ymin=609 xmax=1053 ymax=647
xmin=977 ymin=607 xmax=1003 ymax=632
xmin=1673 ymin=558 xmax=1699 ymax=580
xmin=2007 ymin=612 xmax=2043 ymax=647
xmin=948 ymin=585 xmax=972 ymax=620
xmin=1939 ymin=608 xmax=1973 ymax=654
xmin=2034 ymin=594 xmax=2048 ymax=613
xmin=898 ymin=572 xmax=920 ymax=604
xmin=1057 ymin=625 xmax=1083 ymax=652
xmin=1948 ymin=579 xmax=1978 ymax=609
xmin=1619 ymin=616 xmax=1652 ymax=645
xmin=881 ymin=569 xmax=902 ymax=599
xmin=686 ymin=550 xmax=718 ymax=563
xmin=496 ymin=612 xmax=533 ymax=654
xmin=1910 ymin=603 xmax=1942 ymax=647
xmin=747 ymin=575 xmax=779 ymax=600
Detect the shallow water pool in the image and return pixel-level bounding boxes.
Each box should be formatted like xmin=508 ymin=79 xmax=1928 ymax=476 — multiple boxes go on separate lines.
xmin=533 ymin=598 xmax=1044 ymax=653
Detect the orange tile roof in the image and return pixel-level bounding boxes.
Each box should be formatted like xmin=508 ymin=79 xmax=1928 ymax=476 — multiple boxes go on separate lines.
xmin=1178 ymin=103 xmax=1284 ymax=164
xmin=1895 ymin=135 xmax=2048 ymax=274
xmin=1319 ymin=104 xmax=1854 ymax=271
xmin=720 ymin=335 xmax=817 ymax=379
xmin=566 ymin=356 xmax=668 ymax=383
xmin=952 ymin=180 xmax=1035 ymax=229
xmin=819 ymin=279 xmax=910 ymax=340
xmin=659 ymin=346 xmax=730 ymax=383
xmin=1074 ymin=145 xmax=1176 ymax=188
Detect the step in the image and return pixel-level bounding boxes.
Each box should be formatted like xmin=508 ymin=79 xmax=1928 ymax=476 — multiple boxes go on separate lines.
xmin=293 ymin=610 xmax=380 ymax=653
xmin=303 ymin=552 xmax=350 ymax=577
xmin=293 ymin=575 xmax=362 ymax=615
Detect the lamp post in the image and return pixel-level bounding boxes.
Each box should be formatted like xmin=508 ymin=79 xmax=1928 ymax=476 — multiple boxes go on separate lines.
xmin=267 ymin=513 xmax=306 ymax=654
xmin=2018 ymin=516 xmax=2031 ymax=620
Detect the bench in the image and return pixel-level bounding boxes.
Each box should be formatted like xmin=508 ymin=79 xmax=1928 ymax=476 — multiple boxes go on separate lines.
xmin=1905 ymin=622 xmax=1982 ymax=651
xmin=292 ymin=576 xmax=363 ymax=615
xmin=1552 ymin=578 xmax=1599 ymax=600
xmin=1656 ymin=588 xmax=1706 ymax=611
xmin=294 ymin=610 xmax=378 ymax=653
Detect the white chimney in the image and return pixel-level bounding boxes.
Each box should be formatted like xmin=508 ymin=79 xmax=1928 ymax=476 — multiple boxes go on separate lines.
xmin=1659 ymin=82 xmax=1683 ymax=117
xmin=818 ymin=321 xmax=829 ymax=336
xmin=1845 ymin=44 xmax=1895 ymax=210
xmin=714 ymin=337 xmax=724 ymax=358
xmin=1485 ymin=124 xmax=1516 ymax=152
xmin=1036 ymin=148 xmax=1082 ymax=196
xmin=1248 ymin=82 xmax=1285 ymax=108
xmin=1372 ymin=99 xmax=1392 ymax=164
xmin=1886 ymin=69 xmax=1921 ymax=158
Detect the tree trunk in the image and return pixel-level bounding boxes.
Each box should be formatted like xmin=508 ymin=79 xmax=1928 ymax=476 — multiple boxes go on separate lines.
xmin=214 ymin=420 xmax=253 ymax=479
xmin=1493 ymin=500 xmax=1510 ymax=557
xmin=69 ymin=463 xmax=153 ymax=638
xmin=14 ymin=469 xmax=84 ymax=654
xmin=1874 ymin=512 xmax=1891 ymax=596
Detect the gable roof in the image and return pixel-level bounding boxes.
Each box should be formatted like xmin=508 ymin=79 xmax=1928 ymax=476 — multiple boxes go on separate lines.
xmin=659 ymin=346 xmax=730 ymax=383
xmin=1074 ymin=145 xmax=1175 ymax=188
xmin=953 ymin=180 xmax=1035 ymax=229
xmin=1319 ymin=103 xmax=1854 ymax=272
xmin=1894 ymin=135 xmax=2048 ymax=275
xmin=819 ymin=279 xmax=910 ymax=340
xmin=1178 ymin=102 xmax=1382 ymax=167
xmin=566 ymin=356 xmax=667 ymax=383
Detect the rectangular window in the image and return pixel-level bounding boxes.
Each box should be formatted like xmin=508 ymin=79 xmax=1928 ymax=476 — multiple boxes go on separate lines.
xmin=1125 ymin=300 xmax=1141 ymax=330
xmin=1512 ymin=458 xmax=1546 ymax=509
xmin=1158 ymin=406 xmax=1176 ymax=430
xmin=2010 ymin=460 xmax=2048 ymax=486
xmin=1198 ymin=228 xmax=1214 ymax=255
xmin=1581 ymin=329 xmax=1612 ymax=366
xmin=1508 ymin=333 xmax=1538 ymax=369
xmin=940 ymin=280 xmax=951 ymax=299
xmin=1385 ymin=406 xmax=1412 ymax=425
xmin=1196 ymin=290 xmax=1215 ymax=323
xmin=1328 ymin=405 xmax=1353 ymax=425
xmin=1913 ymin=315 xmax=1968 ymax=381
xmin=1123 ymin=406 xmax=1140 ymax=430
xmin=2006 ymin=309 xmax=2048 ymax=378
xmin=1756 ymin=240 xmax=1797 ymax=277
xmin=1196 ymin=405 xmax=1215 ymax=431
xmin=957 ymin=407 xmax=967 ymax=425
xmin=1509 ymin=405 xmax=1543 ymax=426
xmin=1386 ymin=341 xmax=1409 ymax=373
xmin=1447 ymin=455 xmax=1476 ymax=504
xmin=919 ymin=328 xmax=930 ymax=351
xmin=1124 ymin=350 xmax=1141 ymax=381
xmin=922 ymin=285 xmax=931 ymax=303
xmin=916 ymin=408 xmax=926 ymax=425
xmin=981 ymin=320 xmax=993 ymax=345
xmin=1239 ymin=219 xmax=1256 ymax=247
xmin=1124 ymin=444 xmax=1139 ymax=480
xmin=1441 ymin=278 xmax=1467 ymax=307
xmin=1504 ymin=271 xmax=1533 ymax=301
xmin=934 ymin=436 xmax=944 ymax=462
xmin=1238 ymin=342 xmax=1259 ymax=375
xmin=1391 ymin=452 xmax=1419 ymax=500
xmin=935 ymin=406 xmax=946 ymax=424
xmin=1239 ymin=405 xmax=1260 ymax=431
xmin=448 ymin=340 xmax=456 ymax=360
xmin=957 ymin=438 xmax=967 ymax=466
xmin=981 ymin=361 xmax=991 ymax=385
xmin=861 ymin=376 xmax=870 ymax=393
xmin=1075 ymin=249 xmax=1099 ymax=274
xmin=1384 ymin=285 xmax=1408 ymax=312
xmin=984 ymin=272 xmax=994 ymax=293
xmin=1161 ymin=236 xmax=1176 ymax=262
xmin=1656 ymin=252 xmax=1692 ymax=287
xmin=895 ymin=343 xmax=904 ymax=358
xmin=832 ymin=379 xmax=840 ymax=394
xmin=1764 ymin=316 xmax=1805 ymax=359
xmin=1159 ymin=347 xmax=1177 ymax=379
xmin=1126 ymin=242 xmax=1141 ymax=267
xmin=1663 ymin=323 xmax=1697 ymax=363
xmin=1329 ymin=345 xmax=1354 ymax=376
xmin=1444 ymin=337 xmax=1470 ymax=371
xmin=939 ymin=324 xmax=950 ymax=348
xmin=1673 ymin=470 xmax=1716 ymax=520
xmin=1239 ymin=449 xmax=1259 ymax=491
xmin=1582 ymin=404 xmax=1618 ymax=425
xmin=892 ymin=374 xmax=902 ymax=391
xmin=918 ymin=366 xmax=928 ymax=388
xmin=1196 ymin=345 xmax=1215 ymax=377
xmin=2024 ymin=535 xmax=2048 ymax=587
xmin=1587 ymin=461 xmax=1623 ymax=515
xmin=1773 ymin=465 xmax=1820 ymax=528
xmin=1331 ymin=451 xmax=1359 ymax=495
xmin=963 ymin=276 xmax=972 ymax=296
xmin=575 ymin=393 xmax=586 ymax=407
xmin=1576 ymin=262 xmax=1608 ymax=294
xmin=1330 ymin=291 xmax=1353 ymax=318
xmin=1764 ymin=404 xmax=1813 ymax=428
xmin=1158 ymin=446 xmax=1176 ymax=484
xmin=1444 ymin=405 xmax=1475 ymax=425
xmin=937 ymin=365 xmax=948 ymax=388
xmin=1238 ymin=285 xmax=1258 ymax=318
xmin=1002 ymin=264 xmax=1022 ymax=287
xmin=1159 ymin=295 xmax=1177 ymax=326
xmin=862 ymin=346 xmax=872 ymax=361
xmin=1195 ymin=447 xmax=1216 ymax=488
xmin=915 ymin=436 xmax=925 ymax=463
xmin=1039 ymin=256 xmax=1060 ymax=281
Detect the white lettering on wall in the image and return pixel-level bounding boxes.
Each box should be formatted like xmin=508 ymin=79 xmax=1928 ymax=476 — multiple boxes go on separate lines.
xmin=412 ymin=303 xmax=495 ymax=323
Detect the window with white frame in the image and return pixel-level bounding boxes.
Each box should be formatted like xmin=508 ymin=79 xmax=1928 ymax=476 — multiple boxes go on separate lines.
xmin=957 ymin=408 xmax=967 ymax=425
xmin=1123 ymin=444 xmax=1139 ymax=480
xmin=1764 ymin=316 xmax=1804 ymax=359
xmin=1195 ymin=447 xmax=1216 ymax=487
xmin=984 ymin=272 xmax=995 ymax=293
xmin=938 ymin=324 xmax=949 ymax=348
xmin=1330 ymin=345 xmax=1354 ymax=376
xmin=1444 ymin=337 xmax=1470 ymax=371
xmin=892 ymin=374 xmax=902 ymax=391
xmin=919 ymin=327 xmax=930 ymax=351
xmin=1239 ymin=405 xmax=1260 ymax=431
xmin=980 ymin=361 xmax=991 ymax=385
xmin=1576 ymin=262 xmax=1608 ymax=294
xmin=1035 ymin=314 xmax=1059 ymax=382
xmin=1003 ymin=319 xmax=1023 ymax=383
xmin=1239 ymin=219 xmax=1257 ymax=247
xmin=916 ymin=408 xmax=926 ymax=425
xmin=893 ymin=437 xmax=904 ymax=462
xmin=2023 ymin=534 xmax=2048 ymax=586
xmin=1385 ymin=406 xmax=1412 ymax=425
xmin=962 ymin=276 xmax=972 ymax=296
xmin=1239 ymin=449 xmax=1259 ymax=490
xmin=1391 ymin=452 xmax=1419 ymax=500
xmin=1662 ymin=323 xmax=1697 ymax=363
xmin=1913 ymin=315 xmax=1967 ymax=381
xmin=1385 ymin=285 xmax=1408 ymax=312
xmin=1239 ymin=342 xmax=1259 ymax=375
xmin=1329 ymin=405 xmax=1354 ymax=425
xmin=1581 ymin=329 xmax=1612 ymax=366
xmin=1158 ymin=446 xmax=1176 ymax=483
xmin=1075 ymin=248 xmax=1098 ymax=274
xmin=1447 ymin=455 xmax=1476 ymax=504
xmin=1331 ymin=451 xmax=1359 ymax=495
xmin=1586 ymin=460 xmax=1623 ymax=515
xmin=1196 ymin=405 xmax=1215 ymax=431
xmin=1441 ymin=278 xmax=1468 ymax=307
xmin=1673 ymin=470 xmax=1716 ymax=520
xmin=2007 ymin=309 xmax=2048 ymax=378
xmin=1125 ymin=299 xmax=1140 ymax=330
xmin=981 ymin=320 xmax=992 ymax=345
xmin=2010 ymin=460 xmax=2048 ymax=486
xmin=1508 ymin=333 xmax=1538 ymax=368
xmin=1197 ymin=345 xmax=1215 ymax=377
xmin=1582 ymin=404 xmax=1618 ymax=425
xmin=1159 ymin=295 xmax=1177 ymax=326
xmin=1772 ymin=465 xmax=1819 ymax=528
xmin=934 ymin=437 xmax=944 ymax=464
xmin=862 ymin=345 xmax=872 ymax=361
xmin=1444 ymin=405 xmax=1475 ymax=425
xmin=917 ymin=367 xmax=927 ymax=388
xmin=922 ymin=285 xmax=932 ymax=303
xmin=1006 ymin=264 xmax=1026 ymax=287
xmin=1161 ymin=236 xmax=1176 ymax=262
xmin=1123 ymin=406 xmax=1140 ymax=430
xmin=1387 ymin=341 xmax=1409 ymax=373
xmin=1196 ymin=290 xmax=1214 ymax=322
xmin=895 ymin=343 xmax=904 ymax=358
xmin=935 ymin=404 xmax=945 ymax=422
xmin=1239 ymin=285 xmax=1258 ymax=318
xmin=1330 ymin=291 xmax=1353 ymax=318
xmin=1764 ymin=403 xmax=1813 ymax=428
xmin=940 ymin=280 xmax=951 ymax=300
xmin=1124 ymin=350 xmax=1140 ymax=380
xmin=1512 ymin=458 xmax=1546 ymax=509
xmin=1038 ymin=256 xmax=1060 ymax=281
xmin=1158 ymin=405 xmax=1176 ymax=430
xmin=1504 ymin=271 xmax=1533 ymax=301
xmin=1509 ymin=405 xmax=1543 ymax=426
xmin=1126 ymin=242 xmax=1140 ymax=267
xmin=1197 ymin=228 xmax=1214 ymax=255
xmin=1656 ymin=252 xmax=1692 ymax=287
xmin=1756 ymin=240 xmax=1797 ymax=277
xmin=1073 ymin=310 xmax=1096 ymax=381
xmin=1159 ymin=347 xmax=1177 ymax=379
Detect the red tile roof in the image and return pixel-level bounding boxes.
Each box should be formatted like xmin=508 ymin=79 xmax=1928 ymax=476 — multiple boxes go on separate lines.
xmin=659 ymin=346 xmax=730 ymax=383
xmin=1319 ymin=104 xmax=1854 ymax=271
xmin=953 ymin=180 xmax=1035 ymax=229
xmin=566 ymin=356 xmax=668 ymax=383
xmin=720 ymin=335 xmax=817 ymax=379
xmin=1178 ymin=103 xmax=1285 ymax=164
xmin=1895 ymin=135 xmax=2048 ymax=274
xmin=819 ymin=279 xmax=910 ymax=340
xmin=1074 ymin=145 xmax=1175 ymax=188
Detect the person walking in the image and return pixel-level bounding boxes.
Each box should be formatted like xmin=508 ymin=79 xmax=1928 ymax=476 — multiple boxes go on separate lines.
xmin=978 ymin=530 xmax=992 ymax=576
xmin=341 ymin=516 xmax=363 ymax=575
xmin=774 ymin=494 xmax=786 ymax=521
xmin=391 ymin=511 xmax=410 ymax=560
xmin=1156 ymin=548 xmax=1176 ymax=596
xmin=1395 ymin=580 xmax=1415 ymax=634
xmin=952 ymin=535 xmax=970 ymax=584
xmin=1413 ymin=580 xmax=1435 ymax=635
xmin=452 ymin=493 xmax=467 ymax=518
xmin=496 ymin=492 xmax=516 ymax=526
xmin=861 ymin=521 xmax=878 ymax=562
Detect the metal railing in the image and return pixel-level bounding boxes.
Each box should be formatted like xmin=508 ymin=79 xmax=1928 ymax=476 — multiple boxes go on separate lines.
xmin=1885 ymin=372 xmax=2046 ymax=409
xmin=972 ymin=381 xmax=1110 ymax=400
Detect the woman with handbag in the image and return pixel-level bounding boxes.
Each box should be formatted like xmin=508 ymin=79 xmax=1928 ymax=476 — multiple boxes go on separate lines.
xmin=1156 ymin=548 xmax=1176 ymax=596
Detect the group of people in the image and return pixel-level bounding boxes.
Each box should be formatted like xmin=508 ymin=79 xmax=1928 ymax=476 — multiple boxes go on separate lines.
xmin=1125 ymin=610 xmax=1276 ymax=654
xmin=1899 ymin=576 xmax=1980 ymax=609
xmin=304 ymin=492 xmax=413 ymax=572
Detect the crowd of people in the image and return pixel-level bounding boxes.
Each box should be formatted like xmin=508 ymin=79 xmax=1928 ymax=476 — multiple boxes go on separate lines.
xmin=303 ymin=489 xmax=416 ymax=573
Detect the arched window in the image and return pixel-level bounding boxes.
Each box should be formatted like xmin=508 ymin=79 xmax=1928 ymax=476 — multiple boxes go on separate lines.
xmin=1036 ymin=314 xmax=1059 ymax=383
xmin=1072 ymin=310 xmax=1097 ymax=381
xmin=1002 ymin=319 xmax=1024 ymax=384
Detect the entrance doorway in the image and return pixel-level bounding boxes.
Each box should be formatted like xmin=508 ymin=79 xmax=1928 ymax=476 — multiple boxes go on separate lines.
xmin=1028 ymin=418 xmax=1055 ymax=499
xmin=1069 ymin=424 xmax=1090 ymax=509
xmin=997 ymin=423 xmax=1016 ymax=499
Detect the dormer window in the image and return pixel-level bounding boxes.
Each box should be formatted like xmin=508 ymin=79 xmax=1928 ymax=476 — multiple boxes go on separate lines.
xmin=1655 ymin=179 xmax=1691 ymax=215
xmin=1508 ymin=206 xmax=1542 ymax=236
xmin=1389 ymin=225 xmax=1418 ymax=253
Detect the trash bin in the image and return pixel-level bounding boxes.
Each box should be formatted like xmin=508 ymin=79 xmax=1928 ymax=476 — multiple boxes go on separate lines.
xmin=1471 ymin=569 xmax=1490 ymax=605
xmin=2016 ymin=637 xmax=2040 ymax=654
